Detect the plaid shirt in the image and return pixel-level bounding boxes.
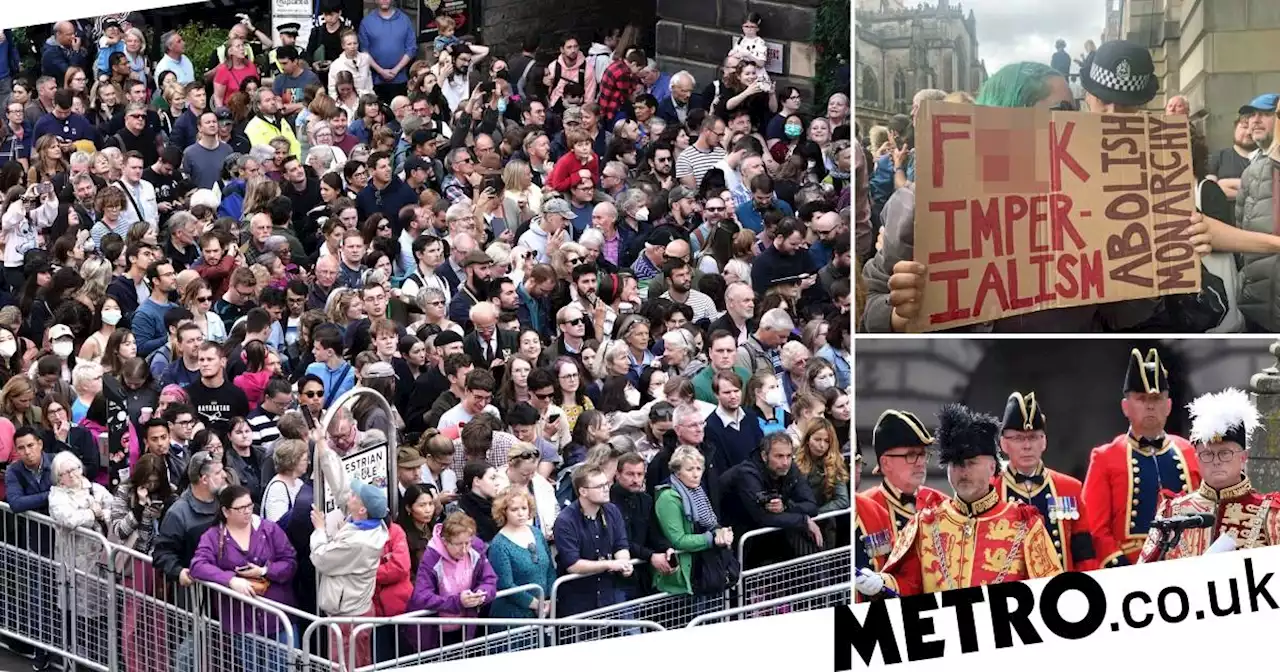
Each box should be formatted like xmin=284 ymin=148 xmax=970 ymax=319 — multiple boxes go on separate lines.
xmin=597 ymin=60 xmax=637 ymax=122
xmin=452 ymin=429 xmax=516 ymax=475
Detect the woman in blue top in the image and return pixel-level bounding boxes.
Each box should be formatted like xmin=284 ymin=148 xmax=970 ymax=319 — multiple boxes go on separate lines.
xmin=486 ymin=486 xmax=555 ymax=621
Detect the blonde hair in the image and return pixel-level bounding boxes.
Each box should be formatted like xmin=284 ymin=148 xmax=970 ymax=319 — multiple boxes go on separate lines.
xmin=441 ymin=511 xmax=477 ymax=540
xmin=242 ymin=177 xmax=280 ymax=217
xmin=794 ymin=418 xmax=849 ymax=500
xmin=668 ymin=445 xmax=705 ymax=472
xmin=491 ymin=486 xmax=536 ymax=528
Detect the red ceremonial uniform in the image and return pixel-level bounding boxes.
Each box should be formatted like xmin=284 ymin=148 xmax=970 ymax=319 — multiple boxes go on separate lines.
xmin=1138 ymin=478 xmax=1280 ymax=562
xmin=861 ymin=481 xmax=947 ymax=534
xmin=877 ymin=487 xmax=1063 ymax=596
xmin=994 ymin=463 xmax=1099 ymax=572
xmin=855 ymin=493 xmax=894 ymax=604
xmin=1082 ymin=433 xmax=1201 ymax=568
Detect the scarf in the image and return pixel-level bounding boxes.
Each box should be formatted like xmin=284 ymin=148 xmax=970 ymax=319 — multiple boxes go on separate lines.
xmin=669 ymin=475 xmax=718 ymax=531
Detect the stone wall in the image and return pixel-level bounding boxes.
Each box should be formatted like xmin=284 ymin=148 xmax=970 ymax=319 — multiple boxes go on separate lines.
xmin=655 ymin=0 xmax=822 ymax=105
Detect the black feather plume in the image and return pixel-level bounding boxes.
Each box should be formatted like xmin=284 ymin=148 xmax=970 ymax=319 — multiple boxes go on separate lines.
xmin=936 ymin=403 xmax=1000 ymax=465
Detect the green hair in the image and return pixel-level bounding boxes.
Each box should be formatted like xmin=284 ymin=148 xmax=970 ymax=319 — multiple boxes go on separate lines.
xmin=974 ymin=62 xmax=1062 ymax=109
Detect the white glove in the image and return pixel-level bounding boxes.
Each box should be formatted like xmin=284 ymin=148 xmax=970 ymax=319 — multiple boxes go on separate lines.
xmin=1206 ymin=534 xmax=1237 ymax=555
xmin=855 ymin=569 xmax=885 ymax=596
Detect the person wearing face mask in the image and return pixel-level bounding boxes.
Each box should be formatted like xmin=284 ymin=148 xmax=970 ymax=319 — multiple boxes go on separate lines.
xmin=807 ymin=359 xmax=837 ymax=396
xmin=79 ymin=296 xmax=123 ymax=363
xmin=748 ymin=372 xmax=791 ymax=435
xmin=47 ymin=323 xmax=78 ymax=377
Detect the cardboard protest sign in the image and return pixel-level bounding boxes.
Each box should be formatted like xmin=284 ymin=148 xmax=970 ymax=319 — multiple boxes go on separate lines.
xmin=910 ymin=101 xmax=1199 ymax=332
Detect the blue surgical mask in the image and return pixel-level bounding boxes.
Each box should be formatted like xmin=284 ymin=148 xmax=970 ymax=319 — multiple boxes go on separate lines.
xmin=784 ymin=123 xmax=803 ymax=138
xmin=496 ymin=98 xmax=508 ymax=114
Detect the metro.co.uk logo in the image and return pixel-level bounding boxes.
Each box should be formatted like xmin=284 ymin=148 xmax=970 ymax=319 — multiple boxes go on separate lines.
xmin=836 ymin=557 xmax=1280 ymax=670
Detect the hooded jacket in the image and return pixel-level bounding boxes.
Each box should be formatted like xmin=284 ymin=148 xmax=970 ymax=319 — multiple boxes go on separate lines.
xmin=309 ymin=514 xmax=388 ymax=616
xmin=402 ymin=524 xmax=497 ymax=651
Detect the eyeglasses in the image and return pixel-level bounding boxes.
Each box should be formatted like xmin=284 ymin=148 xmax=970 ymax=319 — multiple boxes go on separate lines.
xmin=229 ymin=503 xmax=255 ymax=513
xmin=533 ymin=391 xmax=554 ymax=400
xmin=560 ymin=317 xmax=584 ymax=326
xmin=427 ymin=300 xmax=445 ymax=307
xmin=525 ymin=542 xmax=540 ymax=563
xmin=559 ymin=372 xmax=578 ymax=380
xmin=127 ymin=114 xmax=145 ymax=119
xmin=1196 ymin=448 xmax=1242 ymax=464
xmin=581 ymin=482 xmax=609 ymax=492
xmin=173 ymin=419 xmax=195 ymax=426
xmin=301 ymin=389 xmax=324 ymax=398
xmin=566 ymin=257 xmax=584 ymax=266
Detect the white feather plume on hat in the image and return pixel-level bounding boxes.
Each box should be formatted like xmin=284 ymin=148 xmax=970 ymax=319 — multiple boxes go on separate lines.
xmin=1187 ymin=388 xmax=1259 ymax=446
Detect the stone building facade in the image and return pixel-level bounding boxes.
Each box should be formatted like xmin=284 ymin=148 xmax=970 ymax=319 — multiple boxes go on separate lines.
xmin=1115 ymin=0 xmax=1280 ymax=152
xmin=653 ymin=0 xmax=824 ymax=106
xmin=854 ymin=0 xmax=986 ymax=132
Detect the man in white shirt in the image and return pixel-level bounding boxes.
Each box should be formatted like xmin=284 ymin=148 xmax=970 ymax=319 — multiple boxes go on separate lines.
xmin=116 ymin=150 xmax=158 ymax=229
xmin=519 ymin=198 xmax=574 ymax=263
xmin=437 ymin=368 xmax=501 ymax=432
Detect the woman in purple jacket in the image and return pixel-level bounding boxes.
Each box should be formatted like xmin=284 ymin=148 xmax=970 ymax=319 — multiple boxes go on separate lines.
xmin=190 ymin=484 xmax=298 ymax=672
xmin=403 ymin=511 xmax=498 ymax=652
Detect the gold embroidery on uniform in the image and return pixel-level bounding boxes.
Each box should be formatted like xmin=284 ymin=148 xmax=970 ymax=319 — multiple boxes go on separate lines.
xmin=982 ymin=547 xmax=1009 ymax=573
xmin=986 ymin=519 xmax=1019 ymax=541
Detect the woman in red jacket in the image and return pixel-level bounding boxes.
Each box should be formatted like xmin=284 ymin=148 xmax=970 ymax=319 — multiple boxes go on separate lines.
xmin=546 ymin=129 xmax=601 ymax=193
xmin=372 ymin=518 xmax=414 ymax=663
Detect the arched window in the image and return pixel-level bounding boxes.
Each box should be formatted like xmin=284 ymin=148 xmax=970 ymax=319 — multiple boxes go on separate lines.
xmin=893 ymin=69 xmax=907 ymax=102
xmin=861 ymin=66 xmax=880 ymax=107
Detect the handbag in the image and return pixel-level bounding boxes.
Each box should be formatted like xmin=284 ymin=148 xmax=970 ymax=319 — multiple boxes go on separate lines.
xmin=690 ymin=521 xmax=740 ymax=595
xmin=218 ymin=524 xmax=271 ymax=596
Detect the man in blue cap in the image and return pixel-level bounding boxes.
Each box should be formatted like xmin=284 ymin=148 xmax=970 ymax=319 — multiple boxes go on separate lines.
xmin=1238 ymin=93 xmax=1278 ymax=162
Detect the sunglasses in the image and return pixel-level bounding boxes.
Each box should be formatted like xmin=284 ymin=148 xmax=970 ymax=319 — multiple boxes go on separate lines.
xmin=301 ymin=390 xmax=323 ymax=398
xmin=560 ymin=317 xmax=585 ymax=326
xmin=197 ymin=295 xmax=212 ymax=303
xmin=533 ymin=391 xmax=554 ymax=400
xmin=526 ymin=542 xmax=540 ymax=563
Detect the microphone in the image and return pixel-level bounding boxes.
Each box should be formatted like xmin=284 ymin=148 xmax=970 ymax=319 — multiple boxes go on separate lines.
xmin=1151 ymin=513 xmax=1215 ymax=531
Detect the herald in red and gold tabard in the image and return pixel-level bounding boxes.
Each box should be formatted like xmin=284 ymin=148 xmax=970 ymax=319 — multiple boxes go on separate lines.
xmin=909 ymin=101 xmax=1200 ymax=332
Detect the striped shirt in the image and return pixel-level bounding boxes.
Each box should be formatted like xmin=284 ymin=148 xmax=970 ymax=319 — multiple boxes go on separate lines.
xmin=674 ymin=144 xmax=726 ymax=186
xmin=247 ymin=407 xmax=281 ymax=453
xmin=661 ymin=289 xmax=720 ymax=323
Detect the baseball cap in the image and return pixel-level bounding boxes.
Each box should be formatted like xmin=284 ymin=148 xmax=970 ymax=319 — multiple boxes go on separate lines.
xmin=364 ymin=362 xmax=395 ymax=379
xmin=214 ymin=107 xmax=233 ymax=122
xmin=667 ymin=186 xmax=696 ymax=206
xmin=563 ymin=106 xmax=584 ymax=124
xmin=543 ymin=198 xmax=577 ymax=218
xmin=49 ymin=324 xmax=74 ymax=341
xmin=411 ymin=128 xmax=439 ymax=146
xmin=463 ymin=249 xmax=493 ymax=267
xmin=349 ymin=478 xmax=389 ymax=519
xmin=1239 ymin=94 xmax=1280 ymax=115
xmin=404 ymin=156 xmax=430 ymax=175
xmin=396 ymin=446 xmax=427 ymax=469
xmin=434 ymin=331 xmax=463 ymax=348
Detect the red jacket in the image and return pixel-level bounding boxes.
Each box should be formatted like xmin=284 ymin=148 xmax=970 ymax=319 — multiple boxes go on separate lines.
xmin=373 ymin=522 xmax=414 ymax=616
xmin=993 ymin=464 xmax=1098 ymax=572
xmin=855 ymin=492 xmax=894 ymax=603
xmin=546 ymin=151 xmax=600 ymax=193
xmin=1082 ymin=433 xmax=1201 ymax=568
xmin=860 ymin=481 xmax=947 ymax=533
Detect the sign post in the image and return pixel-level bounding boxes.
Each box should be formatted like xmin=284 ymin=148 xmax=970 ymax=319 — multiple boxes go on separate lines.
xmin=909 ymin=100 xmax=1200 ymax=332
xmin=312 ymin=386 xmax=398 ymax=524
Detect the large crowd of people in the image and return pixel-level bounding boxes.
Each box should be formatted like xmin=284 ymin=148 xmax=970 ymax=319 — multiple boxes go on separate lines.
xmin=0 ymin=4 xmax=852 ymax=670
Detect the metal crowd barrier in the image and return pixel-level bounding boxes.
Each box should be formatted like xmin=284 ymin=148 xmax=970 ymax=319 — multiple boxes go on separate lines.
xmin=685 ymin=584 xmax=853 ymax=627
xmin=0 ymin=499 xmax=849 ymax=669
xmin=303 ymin=616 xmax=664 ymax=672
xmin=734 ymin=508 xmax=851 ymax=596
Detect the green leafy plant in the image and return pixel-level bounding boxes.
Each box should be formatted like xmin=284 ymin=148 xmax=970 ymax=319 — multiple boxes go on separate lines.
xmin=172 ymin=22 xmax=227 ymax=74
xmin=812 ymin=0 xmax=851 ymax=103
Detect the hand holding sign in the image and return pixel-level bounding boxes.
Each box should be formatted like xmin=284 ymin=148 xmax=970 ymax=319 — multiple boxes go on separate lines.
xmin=909 ymin=101 xmax=1200 ymax=332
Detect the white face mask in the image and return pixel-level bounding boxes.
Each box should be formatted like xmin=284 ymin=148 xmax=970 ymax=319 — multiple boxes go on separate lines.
xmin=634 ymin=207 xmax=650 ymax=222
xmin=0 ymin=340 xmax=16 ymax=358
xmin=624 ymin=387 xmax=641 ymax=407
xmin=101 ymin=310 xmax=122 ymax=326
xmin=763 ymin=386 xmax=785 ymax=407
xmin=53 ymin=341 xmax=74 ymax=358
xmin=814 ymin=375 xmax=835 ymax=391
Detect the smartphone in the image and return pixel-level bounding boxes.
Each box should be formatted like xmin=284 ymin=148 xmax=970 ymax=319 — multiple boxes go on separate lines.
xmin=36 ymin=182 xmax=53 ymax=197
xmin=547 ymin=413 xmax=561 ymax=425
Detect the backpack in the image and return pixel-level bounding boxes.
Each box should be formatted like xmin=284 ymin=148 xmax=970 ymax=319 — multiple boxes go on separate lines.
xmin=554 ymin=464 xmax=580 ymax=509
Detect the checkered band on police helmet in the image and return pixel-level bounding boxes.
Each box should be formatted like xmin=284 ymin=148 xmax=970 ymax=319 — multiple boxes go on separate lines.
xmin=1089 ymin=59 xmax=1150 ymax=93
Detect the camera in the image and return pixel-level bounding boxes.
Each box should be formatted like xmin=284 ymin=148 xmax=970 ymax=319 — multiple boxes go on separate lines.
xmin=754 ymin=491 xmax=782 ymax=507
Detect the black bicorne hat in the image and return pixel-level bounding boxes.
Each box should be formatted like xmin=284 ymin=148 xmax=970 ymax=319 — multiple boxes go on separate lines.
xmin=1001 ymin=391 xmax=1046 ymax=432
xmin=1079 ymin=39 xmax=1159 ymax=108
xmin=872 ymin=409 xmax=934 ymax=459
xmin=1123 ymin=348 xmax=1170 ymax=396
xmin=936 ymin=403 xmax=1000 ymax=466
